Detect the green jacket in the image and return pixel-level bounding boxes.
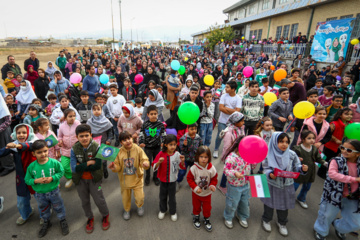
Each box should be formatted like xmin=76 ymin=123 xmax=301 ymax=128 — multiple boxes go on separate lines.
xmin=56 ymin=56 xmax=67 ymax=69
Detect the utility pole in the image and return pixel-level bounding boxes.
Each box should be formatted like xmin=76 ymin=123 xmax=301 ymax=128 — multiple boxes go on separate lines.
xmin=131 ymin=17 xmax=135 ymax=43
xmin=111 ymin=0 xmax=115 ymax=44
xmin=118 ymin=0 xmax=122 ymax=41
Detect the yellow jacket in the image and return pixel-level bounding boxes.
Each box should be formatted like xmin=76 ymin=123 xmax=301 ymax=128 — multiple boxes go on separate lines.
xmin=4 ymin=78 xmax=16 ymax=88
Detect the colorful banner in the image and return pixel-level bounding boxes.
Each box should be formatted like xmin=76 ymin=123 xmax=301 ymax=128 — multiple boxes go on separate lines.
xmin=310 ymin=18 xmax=354 ymax=63
xmin=274 ymin=168 xmax=300 ymax=179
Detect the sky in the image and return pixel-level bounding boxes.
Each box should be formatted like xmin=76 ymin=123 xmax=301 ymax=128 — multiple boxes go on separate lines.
xmin=1 ymin=0 xmax=237 ymax=41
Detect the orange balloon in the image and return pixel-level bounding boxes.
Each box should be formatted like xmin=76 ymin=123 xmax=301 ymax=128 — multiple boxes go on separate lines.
xmin=270 ymin=65 xmax=275 ymax=70
xmin=274 ymin=69 xmax=287 ymax=82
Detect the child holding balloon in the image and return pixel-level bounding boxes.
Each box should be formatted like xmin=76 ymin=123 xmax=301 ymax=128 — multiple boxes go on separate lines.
xmin=254 ymin=116 xmax=274 ymax=173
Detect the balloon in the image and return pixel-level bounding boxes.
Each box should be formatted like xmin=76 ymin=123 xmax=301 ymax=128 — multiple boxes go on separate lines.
xmin=171 ymin=60 xmax=180 ymax=71
xmin=178 ymin=65 xmax=186 ymax=75
xmin=184 ymin=57 xmax=188 ymax=61
xmin=243 ymin=66 xmax=253 ymax=78
xmin=274 ymin=69 xmax=287 ymax=82
xmin=240 ymin=45 xmax=243 ymax=48
xmin=270 ymin=65 xmax=275 ymax=70
xmin=166 ymin=128 xmax=178 ymax=136
xmin=252 ymin=35 xmax=255 ymax=39
xmin=245 ymin=48 xmax=248 ymax=51
xmin=196 ymin=62 xmax=202 ymax=70
xmin=336 ymin=75 xmax=342 ymax=81
xmin=263 ymin=92 xmax=277 ymax=106
xmin=345 ymin=123 xmax=360 ymax=141
xmin=238 ymin=136 xmax=268 ymax=164
xmin=134 ymin=74 xmax=144 ymax=84
xmin=204 ymin=75 xmax=214 ymax=86
xmin=293 ymin=101 xmax=315 ymax=119
xmin=70 ymin=73 xmax=82 ymax=84
xmin=178 ymin=102 xmax=200 ymax=125
xmin=259 ymin=40 xmax=262 ymax=44
xmin=221 ymin=39 xmax=224 ymax=42
xmin=99 ymin=74 xmax=109 ymax=84
xmin=351 ymin=39 xmax=359 ymax=45
xmin=241 ymin=36 xmax=245 ymax=40
xmin=234 ymin=62 xmax=238 ymax=66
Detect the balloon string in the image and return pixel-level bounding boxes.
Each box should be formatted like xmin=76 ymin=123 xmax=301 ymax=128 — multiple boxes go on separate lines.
xmin=240 ymin=162 xmax=249 ymax=175
xmin=285 ymin=117 xmax=297 ymax=132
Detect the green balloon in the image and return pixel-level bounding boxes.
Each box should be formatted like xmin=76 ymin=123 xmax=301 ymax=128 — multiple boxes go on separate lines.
xmin=345 ymin=123 xmax=360 ymax=141
xmin=178 ymin=102 xmax=200 ymax=125
xmin=178 ymin=65 xmax=186 ymax=75
xmin=240 ymin=45 xmax=243 ymax=48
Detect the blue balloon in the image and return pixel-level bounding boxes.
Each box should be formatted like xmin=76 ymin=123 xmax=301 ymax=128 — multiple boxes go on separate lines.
xmin=166 ymin=128 xmax=177 ymax=136
xmin=171 ymin=60 xmax=180 ymax=71
xmin=100 ymin=74 xmax=109 ymax=84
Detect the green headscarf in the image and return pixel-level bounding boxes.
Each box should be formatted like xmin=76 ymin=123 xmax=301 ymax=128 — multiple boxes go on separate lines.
xmin=331 ymin=37 xmax=341 ymax=61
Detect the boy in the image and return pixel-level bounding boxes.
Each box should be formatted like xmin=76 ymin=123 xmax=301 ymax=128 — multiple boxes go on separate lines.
xmin=25 ymin=140 xmax=69 ymax=238
xmin=4 ymin=71 xmax=17 ymax=93
xmin=138 ymin=105 xmax=166 ymax=186
xmin=319 ymin=67 xmax=327 ymax=81
xmin=76 ymin=90 xmax=93 ymax=123
xmin=312 ymin=79 xmax=324 ymax=96
xmin=307 ymin=89 xmax=321 ymax=107
xmin=323 ymin=70 xmax=338 ymax=87
xmin=325 ymin=95 xmax=343 ymax=122
xmin=177 ymin=123 xmax=203 ymax=190
xmin=318 ymin=86 xmax=334 ymax=107
xmin=241 ymin=80 xmax=265 ymax=135
xmin=337 ymin=75 xmax=353 ymax=106
xmin=182 ymin=86 xmax=204 ymax=127
xmin=95 ymin=93 xmax=104 ymax=106
xmin=200 ymin=91 xmax=215 ymax=147
xmin=211 ymin=79 xmax=222 ymax=122
xmin=134 ymin=97 xmax=144 ymax=116
xmin=45 ymin=93 xmax=57 ymax=117
xmin=260 ymin=78 xmax=272 ymax=95
xmin=70 ymin=124 xmax=110 ymax=233
xmin=121 ymin=78 xmax=135 ymax=101
xmin=268 ymin=87 xmax=294 ymax=131
xmin=107 ymin=83 xmax=126 ymax=146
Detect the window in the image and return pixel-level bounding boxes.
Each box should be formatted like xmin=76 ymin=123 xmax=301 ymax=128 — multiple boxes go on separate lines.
xmin=326 ymin=17 xmax=337 ymax=21
xmin=262 ymin=0 xmax=271 ymax=10
xmin=258 ymin=29 xmax=263 ymax=40
xmin=254 ymin=30 xmax=258 ymax=39
xmin=350 ymin=13 xmax=360 ymax=39
xmin=289 ymin=23 xmax=299 ymax=39
xmin=340 ymin=14 xmax=354 ymax=19
xmin=249 ymin=30 xmax=253 ymax=39
xmin=275 ymin=26 xmax=282 ymax=40
xmin=282 ymin=25 xmax=290 ymax=38
xmin=279 ymin=0 xmax=288 ymax=4
xmin=249 ymin=4 xmax=256 ymax=14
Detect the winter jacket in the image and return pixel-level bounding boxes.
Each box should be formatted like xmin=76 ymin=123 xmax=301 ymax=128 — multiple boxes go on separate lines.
xmin=50 ymin=106 xmax=81 ymax=126
xmin=121 ymin=86 xmax=136 ymax=101
xmin=224 ymin=152 xmax=252 ymax=187
xmin=24 ymin=58 xmax=40 ymax=72
xmin=117 ymin=114 xmax=143 ymax=140
xmin=76 ymin=101 xmax=93 ymax=123
xmin=49 ymin=78 xmax=71 ymax=96
xmin=297 ymin=116 xmax=331 ymax=145
xmin=1 ymin=63 xmax=22 ymax=80
xmin=220 ymin=125 xmax=245 ymax=159
xmin=153 ymin=151 xmax=185 ymax=183
xmin=35 ymin=130 xmax=59 ymax=159
xmin=179 ymin=133 xmax=203 ymax=163
xmin=57 ymin=120 xmax=81 ymax=157
xmin=268 ymin=98 xmax=294 ymax=128
xmin=34 ymin=77 xmax=50 ymax=101
xmin=323 ymin=75 xmax=336 ymax=87
xmin=187 ymin=162 xmax=218 ymax=197
xmin=138 ymin=120 xmax=166 ymax=148
xmin=325 ymin=118 xmax=352 ymax=153
xmin=23 ymin=112 xmax=47 ymax=125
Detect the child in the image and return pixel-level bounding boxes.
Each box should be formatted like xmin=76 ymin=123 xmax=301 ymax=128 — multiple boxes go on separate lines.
xmin=58 ymin=109 xmax=81 ymax=188
xmin=260 ymin=78 xmax=272 ymax=95
xmin=200 ymin=91 xmax=215 ymax=147
xmin=187 ymin=146 xmax=217 ymax=231
xmin=87 ymin=103 xmax=114 ymax=178
xmin=165 ymin=105 xmax=188 ymax=143
xmin=34 ymin=118 xmax=60 ymax=160
xmin=45 ymin=93 xmax=57 ymax=117
xmin=307 ymin=89 xmax=321 ymax=107
xmin=4 ymin=71 xmax=19 ymax=93
xmin=319 ymin=67 xmax=327 ymax=81
xmin=337 ymin=76 xmax=353 ymax=106
xmin=0 ymin=124 xmax=37 ymax=225
xmin=142 ymin=89 xmax=165 ymax=122
xmin=108 ymin=131 xmax=150 ymax=220
xmin=106 ymin=83 xmax=126 ymax=147
xmin=179 ymin=76 xmax=193 ymax=102
xmin=76 ymin=90 xmax=93 ymax=124
xmin=152 ymin=135 xmax=185 ymax=221
xmin=268 ymin=87 xmax=293 ymax=132
xmin=6 ymin=94 xmax=20 ymax=130
xmin=211 ymin=79 xmax=222 ymax=122
xmin=121 ymin=78 xmax=136 ymax=101
xmin=16 ymin=80 xmax=36 ymax=119
xmin=50 ymin=95 xmax=80 ymax=134
xmin=168 ymin=70 xmax=181 ymax=96
xmin=70 ymin=124 xmax=110 ymax=233
xmin=261 ymin=132 xmax=308 ymax=236
xmin=254 ymin=117 xmax=275 ymax=173
xmin=24 ymin=140 xmax=69 ymax=238
xmin=134 ymin=97 xmax=144 ymax=117
xmin=325 ymin=95 xmax=343 ymax=122
xmin=312 ymin=79 xmax=324 ymax=96
xmin=157 ymin=85 xmax=164 ymax=97
xmin=23 ymin=104 xmax=47 ymax=125
xmin=292 ymin=130 xmax=328 ymax=209
xmin=118 ymin=104 xmax=143 ymax=144
xmin=237 ymin=79 xmax=250 ymax=98
xmin=139 ymin=105 xmax=166 ymax=185
xmin=314 ymin=139 xmax=360 ymax=240
xmin=318 ymin=86 xmax=334 ymax=107
xmin=255 ymin=67 xmax=267 ymax=87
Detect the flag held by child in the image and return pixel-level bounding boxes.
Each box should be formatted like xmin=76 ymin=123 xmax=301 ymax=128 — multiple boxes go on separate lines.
xmin=95 ymin=144 xmax=120 ymax=162
xmin=248 ymin=174 xmax=271 ymax=198
xmin=44 ymin=134 xmax=58 ymax=148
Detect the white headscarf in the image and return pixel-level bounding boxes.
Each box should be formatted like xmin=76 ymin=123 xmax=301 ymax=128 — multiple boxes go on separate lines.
xmin=86 ymin=105 xmax=113 ymax=135
xmin=122 ymin=104 xmax=136 ymax=120
xmin=145 ymin=89 xmax=164 ymax=107
xmin=16 ymin=80 xmax=37 ymax=104
xmin=0 ymin=94 xmax=10 ymax=119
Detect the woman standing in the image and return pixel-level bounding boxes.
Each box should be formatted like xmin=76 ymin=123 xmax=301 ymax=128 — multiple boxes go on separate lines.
xmin=34 ymin=68 xmax=50 ymax=108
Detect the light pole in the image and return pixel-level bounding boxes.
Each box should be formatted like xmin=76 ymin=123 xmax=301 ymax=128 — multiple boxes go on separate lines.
xmin=118 ymin=0 xmax=122 ymax=42
xmin=111 ymin=0 xmax=115 ymax=44
xmin=131 ymin=17 xmax=135 ymax=43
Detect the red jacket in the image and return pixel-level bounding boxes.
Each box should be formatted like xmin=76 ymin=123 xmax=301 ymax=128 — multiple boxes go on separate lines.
xmin=324 ymin=119 xmax=352 ymax=153
xmin=152 ymin=151 xmax=185 ymax=183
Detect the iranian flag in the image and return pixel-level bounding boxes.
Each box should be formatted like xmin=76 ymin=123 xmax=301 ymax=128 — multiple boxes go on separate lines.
xmin=248 ymin=174 xmax=271 ymax=198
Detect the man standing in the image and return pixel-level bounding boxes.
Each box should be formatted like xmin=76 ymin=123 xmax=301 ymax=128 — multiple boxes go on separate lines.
xmin=24 ymin=51 xmax=39 ymax=72
xmin=293 ymin=32 xmax=302 ymax=44
xmin=1 ymin=55 xmax=22 ymax=80
xmin=91 ymin=54 xmax=102 ymax=66
xmin=55 ymin=51 xmax=67 ymax=78
xmin=82 ymin=65 xmax=100 ymax=102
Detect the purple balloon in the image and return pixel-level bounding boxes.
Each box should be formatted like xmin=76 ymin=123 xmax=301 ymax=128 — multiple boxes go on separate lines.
xmin=166 ymin=128 xmax=177 ymax=136
xmin=336 ymin=75 xmax=342 ymax=81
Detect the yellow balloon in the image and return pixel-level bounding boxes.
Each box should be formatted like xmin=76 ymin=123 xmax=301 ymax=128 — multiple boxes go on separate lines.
xmin=351 ymin=39 xmax=359 ymax=45
xmin=204 ymin=75 xmax=214 ymax=86
xmin=293 ymin=101 xmax=315 ymax=119
xmin=184 ymin=57 xmax=188 ymax=61
xmin=263 ymin=92 xmax=277 ymax=106
xmin=242 ymin=36 xmax=245 ymax=40
xmin=221 ymin=39 xmax=224 ymax=42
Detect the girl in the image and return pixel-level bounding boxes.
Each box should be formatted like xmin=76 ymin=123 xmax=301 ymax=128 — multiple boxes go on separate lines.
xmin=24 ymin=65 xmax=38 ymax=86
xmin=34 ymin=118 xmax=60 ymax=160
xmin=261 ymin=132 xmax=308 ymax=236
xmin=223 ymin=136 xmax=254 ymax=229
xmin=16 ymin=80 xmax=36 ymax=119
xmin=254 ymin=117 xmax=275 ymax=173
xmin=50 ymin=95 xmax=80 ymax=133
xmin=314 ymin=140 xmax=360 ymax=240
xmin=142 ymin=89 xmax=165 ymax=122
xmin=117 ymin=104 xmax=143 ymax=144
xmin=187 ymin=146 xmax=217 ymax=232
xmin=179 ymin=76 xmax=193 ymax=102
xmin=200 ymin=91 xmax=215 ymax=147
xmin=23 ymin=104 xmax=46 ymax=125
xmin=211 ymin=80 xmax=222 ymax=122
xmin=45 ymin=61 xmax=57 ymax=80
xmin=6 ymin=94 xmax=20 ymax=131
xmin=152 ymin=135 xmax=185 ymax=222
xmin=58 ymin=109 xmax=81 ymax=188
xmin=237 ymin=79 xmax=250 ymax=98
xmin=292 ymin=130 xmax=328 ymax=209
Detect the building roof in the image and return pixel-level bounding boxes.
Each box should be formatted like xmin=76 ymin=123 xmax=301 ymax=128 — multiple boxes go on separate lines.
xmin=223 ymin=0 xmax=255 ymax=14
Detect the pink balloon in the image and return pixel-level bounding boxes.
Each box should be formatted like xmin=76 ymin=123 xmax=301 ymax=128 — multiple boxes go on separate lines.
xmin=134 ymin=74 xmax=144 ymax=84
xmin=243 ymin=66 xmax=253 ymax=78
xmin=70 ymin=73 xmax=82 ymax=84
xmin=238 ymin=135 xmax=268 ymax=164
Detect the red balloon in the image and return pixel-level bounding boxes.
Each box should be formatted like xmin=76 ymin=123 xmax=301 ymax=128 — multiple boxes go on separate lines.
xmin=134 ymin=74 xmax=143 ymax=84
xmin=238 ymin=136 xmax=268 ymax=164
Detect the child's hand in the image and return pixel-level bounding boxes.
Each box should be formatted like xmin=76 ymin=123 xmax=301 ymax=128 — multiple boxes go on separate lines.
xmin=87 ymin=160 xmax=96 ymax=166
xmin=299 ymin=157 xmax=303 ymax=162
xmin=183 ymin=138 xmax=188 ymax=146
xmin=60 ymin=116 xmax=65 ymax=122
xmin=288 ymin=115 xmax=293 ymax=121
xmin=139 ymin=143 xmax=145 ymax=148
xmin=105 ymin=141 xmax=111 ymax=145
xmin=180 ymin=155 xmax=185 ymax=162
xmin=6 ymin=143 xmax=20 ymax=149
xmin=143 ymin=161 xmax=149 ymax=168
xmin=15 ymin=111 xmax=20 ymax=116
xmin=58 ymin=140 xmax=63 ymax=148
xmin=290 ymin=127 xmax=295 ymax=132
xmin=108 ymin=162 xmax=115 ymax=170
xmin=269 ymin=173 xmax=276 ymax=180
xmin=114 ymin=117 xmax=119 ymax=122
xmin=196 ymin=188 xmax=202 ymax=194
xmin=302 ymin=164 xmax=308 ymax=172
xmin=278 ymin=117 xmax=287 ymax=123
xmin=132 ymin=133 xmax=138 ymax=139
xmin=43 ymin=177 xmax=53 ymax=184
xmin=34 ymin=178 xmax=45 ymax=184
xmin=235 ymin=172 xmax=244 ymax=179
xmin=158 ymin=157 xmax=165 ymax=163
xmin=323 ymin=162 xmax=329 ymax=168
xmin=56 ymin=151 xmax=61 ymax=159
xmin=209 ymin=185 xmax=216 ymax=192
xmin=314 ymin=142 xmax=322 ymax=149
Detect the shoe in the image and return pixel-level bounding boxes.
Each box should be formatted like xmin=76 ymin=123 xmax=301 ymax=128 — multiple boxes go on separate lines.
xmin=0 ymin=167 xmax=15 ymax=177
xmin=0 ymin=196 xmax=4 ymax=213
xmin=60 ymin=219 xmax=69 ymax=236
xmin=332 ymin=219 xmax=346 ymax=240
xmin=204 ymin=218 xmax=212 ymax=232
xmin=277 ymin=222 xmax=288 ymax=236
xmin=176 ymin=182 xmax=180 ymax=192
xmin=123 ymin=211 xmax=130 ymax=220
xmin=115 ymin=141 xmax=120 ymax=147
xmin=213 ymin=151 xmax=219 ymax=158
xmin=16 ymin=207 xmax=34 ymax=225
xmin=65 ymin=179 xmax=73 ymax=188
xmin=86 ymin=218 xmax=94 ymax=234
xmin=153 ymin=177 xmax=160 ymax=186
xmin=38 ymin=220 xmax=52 ymax=238
xmin=137 ymin=207 xmax=144 ymax=217
xmin=224 ymin=220 xmax=233 ymax=229
xmin=40 ymin=218 xmax=44 ymax=225
xmin=314 ymin=231 xmax=326 ymax=240
xmin=217 ymin=186 xmax=227 ymax=196
xmin=296 ymin=199 xmax=308 ymax=209
xmin=193 ymin=215 xmax=201 ymax=230
xmin=104 ymin=168 xmax=109 ymax=179
xmin=102 ymin=215 xmax=110 ymax=230
xmin=158 ymin=211 xmax=165 ymax=220
xmin=171 ymin=213 xmax=177 ymax=222
xmin=262 ymin=220 xmax=271 ymax=232
xmin=236 ymin=214 xmax=248 ymax=228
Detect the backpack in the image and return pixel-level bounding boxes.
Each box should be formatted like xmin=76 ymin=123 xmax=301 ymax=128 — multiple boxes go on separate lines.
xmin=66 ymin=86 xmax=81 ymax=107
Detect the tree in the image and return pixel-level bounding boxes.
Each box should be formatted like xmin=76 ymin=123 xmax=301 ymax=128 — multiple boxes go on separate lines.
xmin=206 ymin=24 xmax=235 ymax=50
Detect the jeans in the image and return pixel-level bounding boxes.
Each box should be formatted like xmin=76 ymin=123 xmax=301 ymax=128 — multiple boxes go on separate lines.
xmin=224 ymin=183 xmax=250 ymax=221
xmin=294 ymin=182 xmax=312 ymax=202
xmin=34 ymin=188 xmax=66 ymax=221
xmin=214 ymin=102 xmax=220 ymax=122
xmin=220 ymin=173 xmax=227 ymax=188
xmin=177 ymin=161 xmax=194 ymax=183
xmin=17 ymin=192 xmax=32 ymax=220
xmin=214 ymin=123 xmax=227 ymax=151
xmin=314 ymin=198 xmax=360 ymax=236
xmin=200 ymin=123 xmax=213 ymax=147
xmin=111 ymin=118 xmax=119 ymax=143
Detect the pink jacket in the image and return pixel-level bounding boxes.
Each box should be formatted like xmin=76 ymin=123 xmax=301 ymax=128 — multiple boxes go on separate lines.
xmin=58 ymin=120 xmax=81 ymax=157
xmin=117 ymin=114 xmax=143 ymax=140
xmin=297 ymin=116 xmax=329 ymax=145
xmin=35 ymin=130 xmax=60 ymax=159
xmin=221 ymin=125 xmax=245 ymax=160
xmin=349 ymin=104 xmax=360 ymax=123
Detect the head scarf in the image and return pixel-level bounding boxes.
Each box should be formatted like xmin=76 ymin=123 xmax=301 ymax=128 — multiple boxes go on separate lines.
xmin=16 ymin=80 xmax=37 ymax=104
xmin=11 ymin=124 xmax=38 ymax=152
xmin=0 ymin=94 xmax=11 ymax=119
xmin=122 ymin=104 xmax=136 ymax=120
xmin=356 ymin=97 xmax=360 ymax=114
xmin=145 ymin=89 xmax=164 ymax=107
xmin=332 ymin=37 xmax=342 ymax=62
xmin=26 ymin=65 xmax=38 ymax=83
xmin=266 ymin=132 xmax=290 ymax=170
xmin=28 ymin=104 xmax=41 ymax=114
xmin=227 ymin=112 xmax=244 ymax=126
xmin=45 ymin=61 xmax=57 ymax=76
xmin=86 ymin=107 xmax=113 ymax=135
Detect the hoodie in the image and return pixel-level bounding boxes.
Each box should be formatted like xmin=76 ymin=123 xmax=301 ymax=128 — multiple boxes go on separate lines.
xmin=179 ymin=133 xmax=203 ymax=163
xmin=117 ymin=104 xmax=143 ymax=141
xmin=187 ymin=162 xmax=218 ymax=197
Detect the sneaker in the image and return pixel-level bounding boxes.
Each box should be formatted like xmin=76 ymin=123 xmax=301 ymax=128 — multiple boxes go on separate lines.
xmin=204 ymin=218 xmax=212 ymax=232
xmin=137 ymin=207 xmax=144 ymax=217
xmin=60 ymin=219 xmax=69 ymax=236
xmin=65 ymin=179 xmax=73 ymax=188
xmin=38 ymin=220 xmax=52 ymax=238
xmin=0 ymin=196 xmax=4 ymax=213
xmin=193 ymin=215 xmax=201 ymax=230
xmin=86 ymin=218 xmax=94 ymax=234
xmin=176 ymin=182 xmax=180 ymax=192
xmin=158 ymin=211 xmax=165 ymax=220
xmin=224 ymin=220 xmax=233 ymax=229
xmin=277 ymin=222 xmax=288 ymax=236
xmin=262 ymin=220 xmax=271 ymax=232
xmin=171 ymin=213 xmax=177 ymax=222
xmin=236 ymin=214 xmax=248 ymax=228
xmin=154 ymin=177 xmax=160 ymax=186
xmin=314 ymin=231 xmax=326 ymax=240
xmin=103 ymin=168 xmax=109 ymax=179
xmin=123 ymin=211 xmax=130 ymax=220
xmin=213 ymin=150 xmax=219 ymax=158
xmin=296 ymin=199 xmax=308 ymax=209
xmin=332 ymin=219 xmax=346 ymax=240
xmin=16 ymin=207 xmax=34 ymax=225
xmin=102 ymin=215 xmax=110 ymax=230
xmin=40 ymin=218 xmax=44 ymax=225
xmin=217 ymin=186 xmax=227 ymax=196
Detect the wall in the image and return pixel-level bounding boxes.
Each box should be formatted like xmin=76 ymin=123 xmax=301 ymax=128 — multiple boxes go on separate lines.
xmin=249 ymin=18 xmax=270 ymax=38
